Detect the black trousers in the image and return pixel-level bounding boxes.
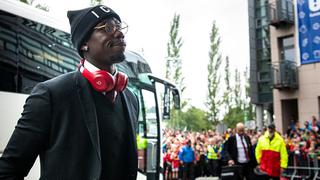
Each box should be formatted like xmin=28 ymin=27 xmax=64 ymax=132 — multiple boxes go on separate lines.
xmin=182 ymin=162 xmax=194 ymax=180
xmin=208 ymin=159 xmax=220 ymax=176
xmin=237 ymin=162 xmax=255 ymax=180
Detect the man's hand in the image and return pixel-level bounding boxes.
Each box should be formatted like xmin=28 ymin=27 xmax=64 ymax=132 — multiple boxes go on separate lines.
xmin=228 ymin=160 xmax=235 ymax=166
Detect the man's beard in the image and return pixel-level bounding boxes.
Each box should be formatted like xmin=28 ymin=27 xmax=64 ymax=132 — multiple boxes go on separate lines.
xmin=109 ymin=52 xmax=126 ymax=64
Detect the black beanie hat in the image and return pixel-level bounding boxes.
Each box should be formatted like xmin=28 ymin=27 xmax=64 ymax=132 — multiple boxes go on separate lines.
xmin=67 ymin=5 xmax=121 ymax=57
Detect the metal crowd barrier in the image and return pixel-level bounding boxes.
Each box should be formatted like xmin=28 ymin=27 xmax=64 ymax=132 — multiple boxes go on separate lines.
xmin=282 ymin=152 xmax=320 ymax=180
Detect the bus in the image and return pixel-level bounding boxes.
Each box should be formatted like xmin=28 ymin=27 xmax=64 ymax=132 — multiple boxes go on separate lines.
xmin=0 ymin=0 xmax=180 ymax=179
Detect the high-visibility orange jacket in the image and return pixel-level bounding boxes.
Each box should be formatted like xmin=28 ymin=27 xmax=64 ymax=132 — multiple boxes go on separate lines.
xmin=255 ymin=131 xmax=288 ymax=177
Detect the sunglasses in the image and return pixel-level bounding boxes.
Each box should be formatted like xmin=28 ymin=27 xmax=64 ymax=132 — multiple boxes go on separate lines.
xmin=94 ymin=20 xmax=128 ymax=34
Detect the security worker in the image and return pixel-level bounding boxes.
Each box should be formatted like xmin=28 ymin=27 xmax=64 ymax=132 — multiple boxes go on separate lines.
xmin=207 ymin=137 xmax=222 ymax=176
xmin=255 ymin=124 xmax=288 ymax=180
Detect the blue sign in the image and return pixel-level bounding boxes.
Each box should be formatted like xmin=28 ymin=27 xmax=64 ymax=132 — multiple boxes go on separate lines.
xmin=297 ymin=0 xmax=320 ymax=64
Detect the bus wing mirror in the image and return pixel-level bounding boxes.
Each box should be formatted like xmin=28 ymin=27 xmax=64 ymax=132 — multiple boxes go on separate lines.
xmin=172 ymin=88 xmax=180 ymax=109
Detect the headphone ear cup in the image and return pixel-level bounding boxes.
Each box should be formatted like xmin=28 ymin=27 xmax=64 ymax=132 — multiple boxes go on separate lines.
xmin=93 ymin=70 xmax=115 ymax=92
xmin=82 ymin=68 xmax=115 ymax=92
xmin=114 ymin=72 xmax=128 ymax=92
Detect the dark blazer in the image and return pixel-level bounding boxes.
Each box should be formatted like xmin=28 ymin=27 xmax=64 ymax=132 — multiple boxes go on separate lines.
xmin=0 ymin=71 xmax=139 ymax=180
xmin=224 ymin=134 xmax=257 ymax=167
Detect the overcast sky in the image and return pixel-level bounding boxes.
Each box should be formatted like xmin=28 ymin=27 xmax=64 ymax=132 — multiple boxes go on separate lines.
xmin=40 ymin=0 xmax=250 ymax=109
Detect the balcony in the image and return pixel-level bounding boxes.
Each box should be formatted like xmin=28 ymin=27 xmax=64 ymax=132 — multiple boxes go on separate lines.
xmin=268 ymin=0 xmax=294 ymax=28
xmin=271 ymin=60 xmax=298 ymax=90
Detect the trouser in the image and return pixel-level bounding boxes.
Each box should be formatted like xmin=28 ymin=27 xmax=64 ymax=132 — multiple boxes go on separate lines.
xmin=237 ymin=162 xmax=255 ymax=180
xmin=182 ymin=162 xmax=194 ymax=180
xmin=208 ymin=159 xmax=220 ymax=176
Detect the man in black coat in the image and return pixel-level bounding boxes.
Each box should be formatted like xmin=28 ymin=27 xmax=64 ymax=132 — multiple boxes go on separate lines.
xmin=224 ymin=123 xmax=257 ymax=180
xmin=0 ymin=5 xmax=138 ymax=180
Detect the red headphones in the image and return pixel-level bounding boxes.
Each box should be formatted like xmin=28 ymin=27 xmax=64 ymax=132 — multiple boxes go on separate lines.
xmin=80 ymin=65 xmax=128 ymax=93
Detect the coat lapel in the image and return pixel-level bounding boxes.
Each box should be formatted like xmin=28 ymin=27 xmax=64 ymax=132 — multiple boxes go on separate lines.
xmin=75 ymin=71 xmax=101 ymax=161
xmin=121 ymin=90 xmax=138 ymax=149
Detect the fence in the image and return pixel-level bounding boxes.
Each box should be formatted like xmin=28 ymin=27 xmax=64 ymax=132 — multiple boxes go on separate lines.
xmin=282 ymin=152 xmax=320 ymax=180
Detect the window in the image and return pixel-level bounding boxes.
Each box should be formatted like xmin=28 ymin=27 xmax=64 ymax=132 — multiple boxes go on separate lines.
xmin=279 ymin=36 xmax=295 ymax=62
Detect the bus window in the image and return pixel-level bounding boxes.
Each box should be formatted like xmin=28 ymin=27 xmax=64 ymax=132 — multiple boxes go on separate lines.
xmin=142 ymin=89 xmax=157 ymax=137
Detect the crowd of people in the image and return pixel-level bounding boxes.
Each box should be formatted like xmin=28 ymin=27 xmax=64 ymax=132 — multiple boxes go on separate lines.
xmin=162 ymin=115 xmax=320 ymax=180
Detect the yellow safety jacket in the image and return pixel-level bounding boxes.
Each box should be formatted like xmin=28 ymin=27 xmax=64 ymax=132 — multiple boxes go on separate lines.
xmin=207 ymin=145 xmax=222 ymax=160
xmin=255 ymin=131 xmax=288 ymax=177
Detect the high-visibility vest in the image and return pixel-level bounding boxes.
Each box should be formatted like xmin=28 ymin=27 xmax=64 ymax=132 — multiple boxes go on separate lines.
xmin=137 ymin=135 xmax=148 ymax=150
xmin=207 ymin=145 xmax=222 ymax=160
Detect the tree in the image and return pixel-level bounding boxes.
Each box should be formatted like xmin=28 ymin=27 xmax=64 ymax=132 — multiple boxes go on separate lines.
xmin=222 ymin=106 xmax=243 ymax=128
xmin=165 ymin=14 xmax=187 ymax=129
xmin=222 ymin=69 xmax=243 ymax=128
xmin=167 ymin=106 xmax=211 ymax=131
xmin=222 ymin=56 xmax=231 ymax=113
xmin=233 ymin=68 xmax=242 ymax=108
xmin=181 ymin=107 xmax=211 ymax=131
xmin=243 ymin=66 xmax=255 ymax=121
xmin=223 ymin=68 xmax=254 ymax=128
xmin=20 ymin=0 xmax=49 ymax=12
xmin=206 ymin=21 xmax=222 ymax=125
xmin=165 ymin=14 xmax=185 ymax=98
xmin=35 ymin=4 xmax=49 ymax=12
xmin=90 ymin=0 xmax=103 ymax=6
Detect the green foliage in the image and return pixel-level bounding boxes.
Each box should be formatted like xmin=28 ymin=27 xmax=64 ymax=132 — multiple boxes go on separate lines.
xmin=222 ymin=66 xmax=255 ymax=127
xmin=20 ymin=0 xmax=49 ymax=12
xmin=223 ymin=106 xmax=244 ymax=129
xmin=206 ymin=21 xmax=222 ymax=124
xmin=222 ymin=56 xmax=231 ymax=113
xmin=91 ymin=0 xmax=103 ymax=6
xmin=243 ymin=66 xmax=255 ymax=121
xmin=167 ymin=107 xmax=211 ymax=131
xmin=166 ymin=13 xmax=185 ymax=101
xmin=20 ymin=0 xmax=29 ymax=4
xmin=165 ymin=13 xmax=188 ymax=129
xmin=233 ymin=68 xmax=242 ymax=108
xmin=182 ymin=107 xmax=211 ymax=131
xmin=35 ymin=4 xmax=49 ymax=12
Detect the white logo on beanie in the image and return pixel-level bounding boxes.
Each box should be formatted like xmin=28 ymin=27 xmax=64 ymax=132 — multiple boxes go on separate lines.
xmin=100 ymin=6 xmax=111 ymax=13
xmin=90 ymin=6 xmax=111 ymax=18
xmin=91 ymin=11 xmax=99 ymax=18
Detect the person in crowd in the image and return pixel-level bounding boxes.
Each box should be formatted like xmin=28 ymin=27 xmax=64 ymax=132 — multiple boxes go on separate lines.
xmin=224 ymin=122 xmax=257 ymax=180
xmin=171 ymin=144 xmax=180 ymax=180
xmin=311 ymin=115 xmax=320 ymax=133
xmin=179 ymin=140 xmax=196 ymax=180
xmin=207 ymin=136 xmax=223 ymax=177
xmin=225 ymin=128 xmax=233 ymax=140
xmin=0 ymin=5 xmax=138 ymax=180
xmin=164 ymin=148 xmax=173 ymax=180
xmin=194 ymin=145 xmax=209 ymax=178
xmin=255 ymin=123 xmax=288 ymax=180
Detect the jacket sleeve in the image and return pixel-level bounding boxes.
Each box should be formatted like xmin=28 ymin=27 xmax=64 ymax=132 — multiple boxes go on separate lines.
xmin=0 ymin=83 xmax=51 ymax=179
xmin=223 ymin=137 xmax=232 ymax=162
xmin=255 ymin=137 xmax=262 ymax=164
xmin=280 ymin=139 xmax=288 ymax=168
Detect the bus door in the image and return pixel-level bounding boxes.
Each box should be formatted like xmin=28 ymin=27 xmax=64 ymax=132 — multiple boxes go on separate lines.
xmin=137 ymin=88 xmax=160 ymax=180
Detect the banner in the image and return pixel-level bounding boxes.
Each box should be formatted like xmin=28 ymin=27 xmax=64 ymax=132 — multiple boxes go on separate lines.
xmin=296 ymin=0 xmax=320 ymax=64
